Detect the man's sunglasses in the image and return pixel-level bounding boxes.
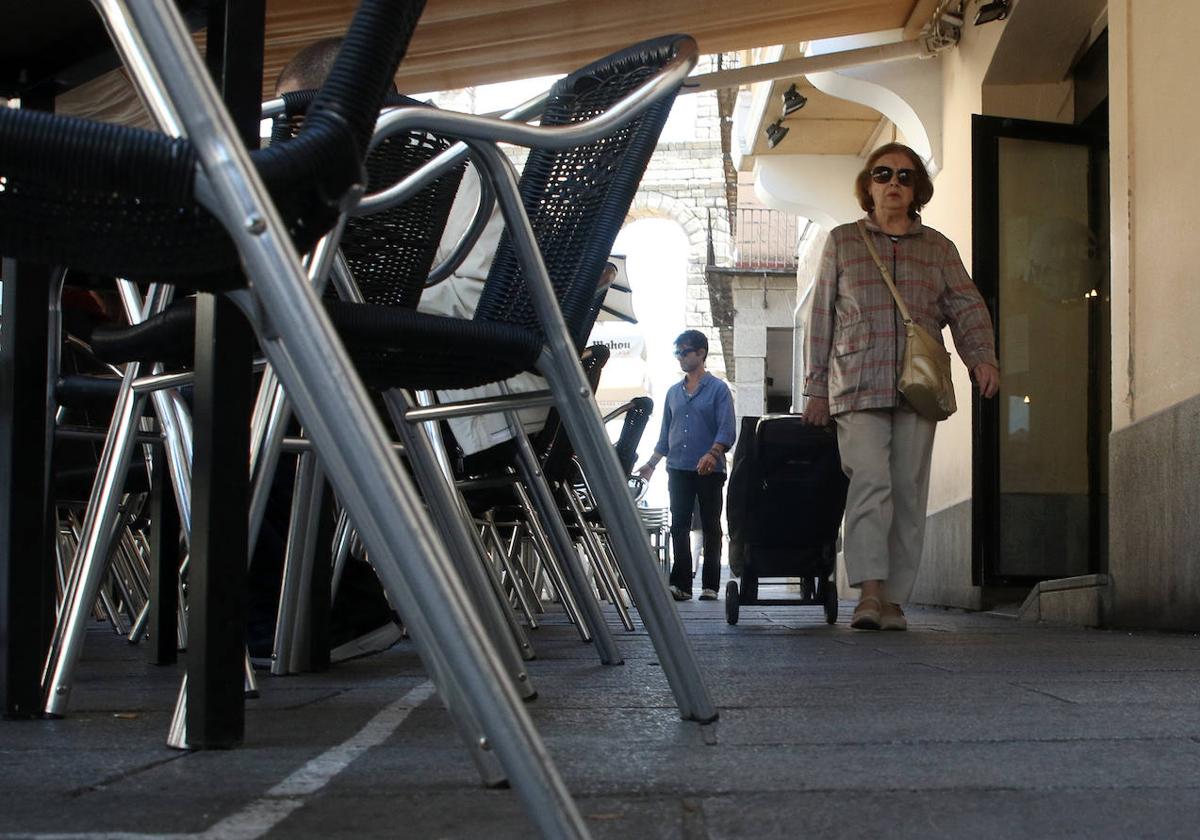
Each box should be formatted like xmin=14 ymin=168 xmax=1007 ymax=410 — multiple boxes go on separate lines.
xmin=870 ymin=166 xmax=916 ymax=187
xmin=673 ymin=347 xmax=698 ymax=358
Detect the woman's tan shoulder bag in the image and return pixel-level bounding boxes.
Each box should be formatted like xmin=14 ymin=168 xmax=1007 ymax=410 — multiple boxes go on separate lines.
xmin=856 ymin=220 xmax=956 ymax=421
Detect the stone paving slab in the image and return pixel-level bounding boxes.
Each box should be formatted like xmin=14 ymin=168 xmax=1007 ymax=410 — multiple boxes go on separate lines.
xmin=4 ymin=601 xmax=1200 ymax=838
xmin=698 ymin=789 xmax=1200 ymax=840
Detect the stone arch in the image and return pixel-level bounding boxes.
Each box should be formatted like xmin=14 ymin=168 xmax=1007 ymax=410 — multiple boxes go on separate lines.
xmin=623 ymin=190 xmax=728 ymax=373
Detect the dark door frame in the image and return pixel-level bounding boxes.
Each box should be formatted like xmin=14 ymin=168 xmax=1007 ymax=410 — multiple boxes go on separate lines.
xmin=970 ymin=113 xmax=1109 ymax=587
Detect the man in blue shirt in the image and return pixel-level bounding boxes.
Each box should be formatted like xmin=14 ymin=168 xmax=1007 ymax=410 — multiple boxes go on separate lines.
xmin=637 ymin=330 xmax=736 ymax=601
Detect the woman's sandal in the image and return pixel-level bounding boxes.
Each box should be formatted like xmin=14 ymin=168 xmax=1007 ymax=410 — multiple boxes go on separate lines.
xmin=880 ymin=602 xmax=908 ymax=631
xmin=850 ymin=595 xmax=883 ymax=630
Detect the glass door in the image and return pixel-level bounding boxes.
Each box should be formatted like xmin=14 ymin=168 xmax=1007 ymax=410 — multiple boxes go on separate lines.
xmin=972 ymin=115 xmax=1110 ymax=585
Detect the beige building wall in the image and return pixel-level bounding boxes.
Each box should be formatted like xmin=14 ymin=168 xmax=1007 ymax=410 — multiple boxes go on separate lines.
xmin=908 ymin=7 xmax=1094 ymax=609
xmin=751 ymin=1 xmax=1200 ymax=623
xmin=920 ymin=13 xmax=1085 ymax=520
xmin=1110 ymin=0 xmax=1200 ymax=427
xmin=1107 ymin=0 xmax=1200 ymax=630
xmin=919 ymin=18 xmax=1005 ymax=515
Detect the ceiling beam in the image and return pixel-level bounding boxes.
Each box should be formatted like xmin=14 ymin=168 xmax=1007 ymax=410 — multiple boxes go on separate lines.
xmin=686 ymin=38 xmax=932 ymax=95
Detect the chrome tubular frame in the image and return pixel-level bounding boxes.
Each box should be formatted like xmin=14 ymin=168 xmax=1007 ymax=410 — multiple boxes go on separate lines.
xmin=91 ymin=1 xmax=589 ymax=835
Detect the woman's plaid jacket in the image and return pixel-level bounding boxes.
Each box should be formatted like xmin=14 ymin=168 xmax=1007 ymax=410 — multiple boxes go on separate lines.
xmin=803 ymin=215 xmax=998 ymax=416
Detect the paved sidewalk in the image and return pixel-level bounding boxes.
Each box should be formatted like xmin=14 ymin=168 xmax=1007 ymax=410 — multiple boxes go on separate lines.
xmin=4 ymin=591 xmax=1200 ymax=838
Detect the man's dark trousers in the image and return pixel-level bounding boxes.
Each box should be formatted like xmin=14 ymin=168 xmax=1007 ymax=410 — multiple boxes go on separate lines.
xmin=667 ymin=468 xmax=725 ymax=594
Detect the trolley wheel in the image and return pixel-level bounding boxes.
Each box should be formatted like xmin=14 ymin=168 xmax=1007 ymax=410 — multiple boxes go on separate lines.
xmin=820 ymin=576 xmax=838 ymax=625
xmin=725 ymin=580 xmax=740 ymax=625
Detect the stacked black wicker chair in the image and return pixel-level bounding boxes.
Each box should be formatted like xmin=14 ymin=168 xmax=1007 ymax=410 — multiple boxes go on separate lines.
xmin=316 ymin=35 xmax=717 ymax=730
xmin=463 ymin=363 xmax=657 ymax=635
xmin=44 ymin=91 xmax=472 ymax=685
xmin=51 ymin=330 xmax=168 ymax=650
xmin=29 ymin=81 xmax=473 ymax=709
xmin=247 ymin=89 xmax=482 ymax=678
xmin=556 ymin=394 xmax=658 ymax=628
xmin=451 ymin=344 xmax=629 ymax=636
xmin=0 ymin=0 xmax=595 ymax=835
xmin=613 ymin=396 xmax=656 ymax=476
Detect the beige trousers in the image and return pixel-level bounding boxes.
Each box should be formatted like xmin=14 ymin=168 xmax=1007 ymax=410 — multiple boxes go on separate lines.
xmin=835 ymin=407 xmax=937 ymax=604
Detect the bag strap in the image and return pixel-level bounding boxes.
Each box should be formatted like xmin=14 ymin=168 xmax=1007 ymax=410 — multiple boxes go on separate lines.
xmin=856 ymin=219 xmax=913 ymax=324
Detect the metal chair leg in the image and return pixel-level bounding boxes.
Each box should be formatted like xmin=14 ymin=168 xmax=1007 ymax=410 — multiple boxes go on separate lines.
xmin=509 ymin=481 xmax=587 ymax=636
xmin=593 ymin=531 xmax=632 ymax=609
xmin=539 ymin=349 xmax=717 ymax=723
xmin=506 ymin=419 xmax=623 ymax=665
xmin=115 ymin=4 xmax=588 ymax=830
xmin=385 ymin=389 xmax=538 ymax=675
xmin=517 ymin=528 xmax=551 ymax=604
xmin=482 ymin=513 xmax=540 ymax=628
xmin=502 ymin=517 xmax=546 ymax=614
xmin=329 ymin=508 xmax=352 ymax=602
xmin=271 ymin=451 xmax=320 ymax=675
xmin=42 ymin=284 xmax=172 ymax=715
xmin=560 ymin=484 xmax=635 ymax=632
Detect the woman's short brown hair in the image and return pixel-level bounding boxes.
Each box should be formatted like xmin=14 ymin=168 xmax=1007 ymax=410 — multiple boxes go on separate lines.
xmin=854 ymin=142 xmax=934 ymax=219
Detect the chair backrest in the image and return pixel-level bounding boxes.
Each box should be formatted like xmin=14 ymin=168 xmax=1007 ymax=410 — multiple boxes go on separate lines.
xmin=272 ymin=91 xmax=466 ymax=309
xmin=613 ymin=395 xmax=654 ymax=475
xmin=343 ymin=133 xmax=464 ymax=308
xmin=473 ymin=35 xmax=688 ymax=347
xmin=532 ymin=344 xmax=611 ymax=483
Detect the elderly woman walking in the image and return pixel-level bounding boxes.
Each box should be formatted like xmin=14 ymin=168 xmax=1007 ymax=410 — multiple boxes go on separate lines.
xmin=803 ymin=143 xmax=1000 ymax=631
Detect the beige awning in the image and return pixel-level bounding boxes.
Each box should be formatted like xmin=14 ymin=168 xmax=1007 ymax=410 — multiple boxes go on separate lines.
xmin=257 ymin=0 xmax=933 ymax=98
xmin=73 ymin=1 xmax=933 ymax=131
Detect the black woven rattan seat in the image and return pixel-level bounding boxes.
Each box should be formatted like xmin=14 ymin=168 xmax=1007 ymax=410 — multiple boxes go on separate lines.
xmin=0 ymin=0 xmax=423 ymax=291
xmin=78 ymin=94 xmax=464 ymax=369
xmin=326 ymin=300 xmax=542 ymax=390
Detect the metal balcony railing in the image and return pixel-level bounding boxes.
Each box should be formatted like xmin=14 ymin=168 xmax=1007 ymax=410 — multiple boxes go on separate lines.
xmin=733 ymin=208 xmax=800 ymax=270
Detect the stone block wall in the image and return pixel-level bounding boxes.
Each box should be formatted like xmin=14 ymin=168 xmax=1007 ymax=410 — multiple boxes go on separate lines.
xmin=629 ymin=58 xmax=731 ymax=373
xmin=728 ymin=273 xmax=798 ymax=424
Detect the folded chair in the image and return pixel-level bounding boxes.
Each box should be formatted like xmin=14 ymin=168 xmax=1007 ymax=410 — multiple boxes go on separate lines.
xmin=518 ymin=395 xmax=655 ymax=629
xmin=44 ymin=89 xmax=501 ymax=684
xmin=0 ymin=1 xmax=590 ymax=835
xmin=321 ymin=32 xmax=717 ymax=723
xmin=458 ymin=368 xmax=653 ymax=633
xmin=262 ymin=41 xmax=707 ymax=689
xmin=256 ymin=92 xmax=540 ymax=684
xmin=52 ymin=286 xmax=196 ymax=651
xmin=453 ymin=344 xmax=624 ymax=634
xmin=556 ymin=395 xmax=657 ymax=626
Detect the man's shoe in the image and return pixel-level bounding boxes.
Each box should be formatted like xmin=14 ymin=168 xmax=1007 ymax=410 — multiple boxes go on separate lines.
xmin=880 ymin=602 xmax=908 ymax=631
xmin=669 ymin=585 xmax=692 ymax=601
xmin=849 ymin=595 xmax=882 ymax=630
xmin=698 ymin=588 xmax=718 ymax=601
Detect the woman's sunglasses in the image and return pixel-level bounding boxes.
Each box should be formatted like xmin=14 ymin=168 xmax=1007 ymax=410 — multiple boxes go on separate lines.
xmin=870 ymin=166 xmax=916 ymax=186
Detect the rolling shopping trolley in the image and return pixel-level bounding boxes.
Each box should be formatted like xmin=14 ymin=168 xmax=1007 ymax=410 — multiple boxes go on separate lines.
xmin=725 ymin=414 xmax=848 ymax=625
